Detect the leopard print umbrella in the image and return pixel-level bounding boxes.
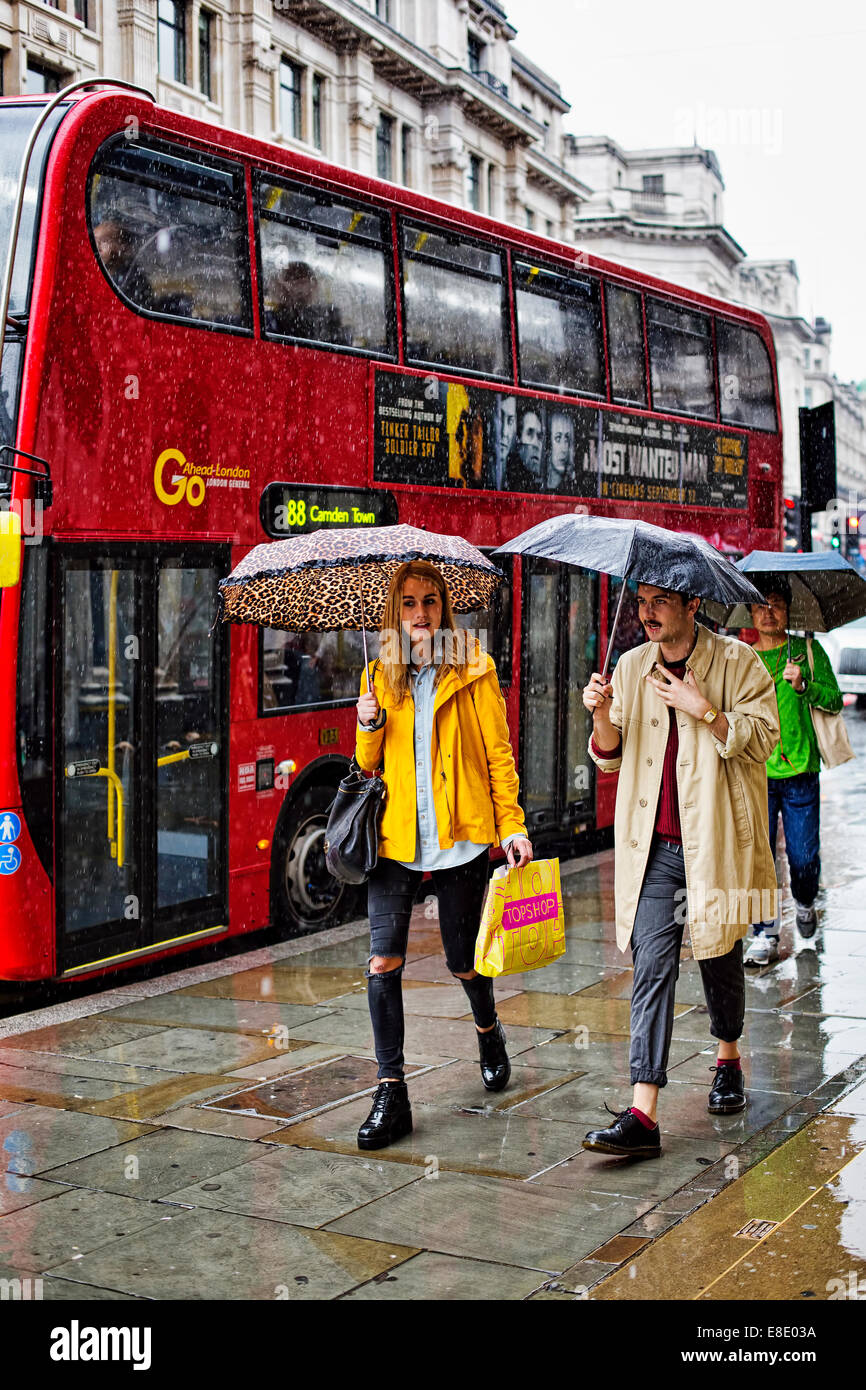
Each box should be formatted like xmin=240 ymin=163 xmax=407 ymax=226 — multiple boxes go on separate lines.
xmin=218 ymin=524 xmax=503 ymax=632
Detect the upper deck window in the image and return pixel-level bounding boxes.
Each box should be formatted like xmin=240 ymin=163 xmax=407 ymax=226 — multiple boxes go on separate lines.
xmin=402 ymin=222 xmax=508 ymax=378
xmin=256 ymin=179 xmax=394 ymax=355
xmin=716 ymin=320 xmax=778 ymax=432
xmin=88 ymin=138 xmax=252 ymax=330
xmin=646 ymin=297 xmax=715 ymax=419
xmin=606 ymin=284 xmax=648 ymax=408
xmin=515 ymin=260 xmax=604 ymax=398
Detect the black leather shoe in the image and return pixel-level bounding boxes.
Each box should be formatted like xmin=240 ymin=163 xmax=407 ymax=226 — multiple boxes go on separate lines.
xmin=582 ymin=1106 xmax=661 ymax=1159
xmin=477 ymin=1018 xmax=511 ymax=1092
xmin=357 ymin=1081 xmax=413 ymax=1150
xmin=708 ymin=1061 xmax=746 ymax=1114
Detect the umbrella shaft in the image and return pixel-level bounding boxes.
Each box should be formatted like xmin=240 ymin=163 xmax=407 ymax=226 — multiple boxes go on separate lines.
xmin=603 ymin=579 xmax=629 ymax=679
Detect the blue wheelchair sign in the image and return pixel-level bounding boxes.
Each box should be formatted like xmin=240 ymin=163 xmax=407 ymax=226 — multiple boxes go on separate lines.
xmin=0 ymin=811 xmax=21 ymax=844
xmin=0 ymin=845 xmax=21 ymax=875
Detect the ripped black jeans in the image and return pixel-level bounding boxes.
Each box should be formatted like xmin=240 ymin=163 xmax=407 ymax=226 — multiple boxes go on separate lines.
xmin=366 ymin=850 xmax=495 ymax=1080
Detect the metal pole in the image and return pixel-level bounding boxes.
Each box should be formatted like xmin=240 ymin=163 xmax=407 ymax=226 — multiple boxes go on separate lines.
xmin=357 ymin=560 xmax=370 ymax=692
xmin=602 ymin=575 xmax=629 ymax=679
xmin=0 ymin=78 xmax=155 ymax=373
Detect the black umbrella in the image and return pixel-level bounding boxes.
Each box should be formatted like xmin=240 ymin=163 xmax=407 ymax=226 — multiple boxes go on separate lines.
xmin=722 ymin=550 xmax=866 ymax=635
xmin=494 ymin=514 xmax=765 ymax=675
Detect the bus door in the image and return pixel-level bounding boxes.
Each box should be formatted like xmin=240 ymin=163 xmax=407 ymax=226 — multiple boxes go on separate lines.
xmin=521 ymin=558 xmax=596 ymax=836
xmin=57 ymin=547 xmax=228 ymax=973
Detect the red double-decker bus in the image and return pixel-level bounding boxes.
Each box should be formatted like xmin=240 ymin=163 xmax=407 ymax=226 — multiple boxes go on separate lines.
xmin=0 ymin=85 xmax=782 ymax=984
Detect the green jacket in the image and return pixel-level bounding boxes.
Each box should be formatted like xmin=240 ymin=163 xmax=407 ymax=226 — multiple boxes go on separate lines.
xmin=755 ymin=638 xmax=843 ymax=778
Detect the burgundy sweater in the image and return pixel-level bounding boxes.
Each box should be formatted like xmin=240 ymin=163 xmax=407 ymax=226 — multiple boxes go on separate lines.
xmin=591 ymin=657 xmax=686 ymax=842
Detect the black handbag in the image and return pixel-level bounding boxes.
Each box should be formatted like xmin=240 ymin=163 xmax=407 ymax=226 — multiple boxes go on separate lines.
xmin=324 ymin=758 xmax=386 ymax=884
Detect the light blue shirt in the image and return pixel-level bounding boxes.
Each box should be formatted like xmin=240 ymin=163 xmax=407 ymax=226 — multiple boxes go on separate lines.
xmin=396 ymin=663 xmax=516 ymax=873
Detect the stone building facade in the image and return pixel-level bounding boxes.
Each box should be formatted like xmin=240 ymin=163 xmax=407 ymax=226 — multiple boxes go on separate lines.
xmin=568 ymin=134 xmax=866 ymax=504
xmin=0 ymin=0 xmax=588 ymax=238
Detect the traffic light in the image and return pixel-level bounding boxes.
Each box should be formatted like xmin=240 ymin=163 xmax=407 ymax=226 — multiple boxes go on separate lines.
xmin=783 ymin=497 xmax=802 ymax=550
xmin=847 ymin=511 xmax=861 ymax=560
xmin=829 ymin=509 xmax=843 ymax=549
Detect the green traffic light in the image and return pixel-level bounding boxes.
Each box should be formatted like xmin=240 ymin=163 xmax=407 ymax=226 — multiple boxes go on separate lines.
xmin=831 ymin=535 xmax=841 ymax=548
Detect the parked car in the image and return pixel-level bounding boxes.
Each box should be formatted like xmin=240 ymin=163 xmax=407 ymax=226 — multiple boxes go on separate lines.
xmin=821 ymin=616 xmax=866 ymax=708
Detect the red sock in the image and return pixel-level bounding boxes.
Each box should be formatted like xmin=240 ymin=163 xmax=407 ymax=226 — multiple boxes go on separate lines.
xmin=718 ymin=1056 xmax=741 ymax=1069
xmin=629 ymin=1106 xmax=658 ymax=1129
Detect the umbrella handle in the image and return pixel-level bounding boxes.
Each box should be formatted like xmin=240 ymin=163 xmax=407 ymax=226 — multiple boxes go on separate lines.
xmin=357 ymin=561 xmax=370 ymax=692
xmin=602 ymin=578 xmax=629 ymax=679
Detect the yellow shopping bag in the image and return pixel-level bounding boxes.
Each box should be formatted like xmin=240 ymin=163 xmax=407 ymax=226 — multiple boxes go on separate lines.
xmin=474 ymin=857 xmax=565 ymax=978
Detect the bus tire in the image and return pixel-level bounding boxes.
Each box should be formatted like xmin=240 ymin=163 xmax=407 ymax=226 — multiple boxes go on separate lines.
xmin=271 ymin=781 xmax=364 ymax=935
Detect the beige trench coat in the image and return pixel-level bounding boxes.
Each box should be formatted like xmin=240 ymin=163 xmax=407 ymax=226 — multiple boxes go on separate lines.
xmin=589 ymin=624 xmax=779 ymax=960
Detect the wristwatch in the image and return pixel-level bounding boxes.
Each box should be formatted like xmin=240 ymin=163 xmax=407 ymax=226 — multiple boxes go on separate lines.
xmin=702 ymin=705 xmax=719 ymax=725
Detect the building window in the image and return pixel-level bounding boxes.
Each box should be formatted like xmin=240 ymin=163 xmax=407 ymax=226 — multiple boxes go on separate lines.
xmin=375 ymin=0 xmax=391 ymax=22
xmin=487 ymin=164 xmax=497 ymax=216
xmin=642 ymin=174 xmax=664 ymax=194
xmin=525 ymin=207 xmax=535 ymax=230
xmin=401 ymin=124 xmax=412 ymax=186
xmin=312 ymin=74 xmax=324 ymax=150
xmin=804 ymin=387 xmax=813 ymax=408
xmin=377 ymin=113 xmax=394 ymax=181
xmin=468 ymin=33 xmax=484 ymax=75
xmin=158 ymin=0 xmax=187 ymax=85
xmin=74 ymin=0 xmax=93 ymax=27
xmin=198 ymin=10 xmax=214 ymax=100
xmin=804 ymin=348 xmax=810 ymax=369
xmin=25 ymin=61 xmax=63 ymax=94
xmin=467 ymin=154 xmax=481 ymax=211
xmin=280 ymin=59 xmax=303 ymax=140
xmin=546 ymin=218 xmax=554 ymax=237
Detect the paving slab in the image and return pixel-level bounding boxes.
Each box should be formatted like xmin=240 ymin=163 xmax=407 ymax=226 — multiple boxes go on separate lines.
xmin=97 ymin=994 xmax=332 ymax=1033
xmin=39 ymin=1127 xmax=267 ymax=1200
xmin=401 ymin=1058 xmax=584 ymax=1111
xmin=45 ymin=1207 xmax=418 ymax=1300
xmin=326 ymin=1170 xmax=647 ymax=1274
xmin=0 ymin=1049 xmax=181 ymax=1086
xmin=281 ymin=1008 xmax=557 ymax=1059
xmin=178 ymin=964 xmax=368 ymax=1005
xmin=0 ymin=1174 xmax=73 ymax=1217
xmin=531 ymin=1135 xmax=735 ymax=1202
xmin=0 ymin=1019 xmax=168 ymax=1058
xmin=88 ymin=1027 xmax=283 ymax=1074
xmin=667 ymin=1045 xmax=863 ymax=1097
xmin=512 ymin=1033 xmax=701 ymax=1077
xmin=276 ymin=1093 xmax=595 ymax=1180
xmin=340 ymin=1250 xmax=546 ymax=1301
xmin=203 ymin=1054 xmax=431 ymax=1125
xmin=496 ymin=991 xmax=691 ymax=1035
xmin=0 ymin=1187 xmax=171 ymax=1273
xmin=0 ymin=1061 xmax=149 ymax=1110
xmin=163 ymin=1143 xmax=423 ymax=1227
xmin=0 ymin=1106 xmax=156 ymax=1178
xmin=34 ymin=1275 xmax=144 ymax=1300
xmin=321 ymin=983 xmax=521 ymax=1018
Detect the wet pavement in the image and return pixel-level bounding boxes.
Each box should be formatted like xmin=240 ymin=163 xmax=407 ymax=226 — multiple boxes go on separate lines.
xmin=1 ymin=709 xmax=865 ymax=1302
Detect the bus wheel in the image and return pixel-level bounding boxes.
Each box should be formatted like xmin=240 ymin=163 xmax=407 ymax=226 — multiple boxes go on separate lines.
xmin=273 ymin=784 xmax=356 ymax=933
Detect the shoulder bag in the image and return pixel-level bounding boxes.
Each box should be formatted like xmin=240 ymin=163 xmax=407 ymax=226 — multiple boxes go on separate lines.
xmin=805 ymin=638 xmax=855 ymax=770
xmin=323 ymin=757 xmax=386 ymax=884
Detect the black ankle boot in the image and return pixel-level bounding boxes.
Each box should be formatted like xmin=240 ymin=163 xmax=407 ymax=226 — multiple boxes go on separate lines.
xmin=357 ymin=1081 xmax=413 ymax=1150
xmin=477 ymin=1018 xmax=511 ymax=1092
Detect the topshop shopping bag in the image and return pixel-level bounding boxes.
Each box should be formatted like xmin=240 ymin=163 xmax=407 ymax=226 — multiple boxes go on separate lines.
xmin=474 ymin=857 xmax=565 ymax=978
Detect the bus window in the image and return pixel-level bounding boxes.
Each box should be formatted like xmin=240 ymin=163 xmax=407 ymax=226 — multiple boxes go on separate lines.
xmin=260 ymin=627 xmax=380 ymax=714
xmin=716 ymin=320 xmax=778 ymax=432
xmin=402 ymin=222 xmax=508 ymax=378
xmin=456 ymin=554 xmax=514 ymax=685
xmin=514 ymin=261 xmax=603 ymax=398
xmin=606 ymin=284 xmax=648 ymax=407
xmin=88 ymin=138 xmax=252 ymax=330
xmin=257 ymin=181 xmax=393 ymax=355
xmin=646 ymin=297 xmax=714 ymax=419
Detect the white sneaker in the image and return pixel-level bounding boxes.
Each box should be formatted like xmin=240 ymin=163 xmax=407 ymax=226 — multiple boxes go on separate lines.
xmin=744 ymin=934 xmax=780 ymax=967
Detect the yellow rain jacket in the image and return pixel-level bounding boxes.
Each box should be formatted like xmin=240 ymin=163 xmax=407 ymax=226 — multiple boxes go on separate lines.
xmin=355 ymin=648 xmax=527 ymax=863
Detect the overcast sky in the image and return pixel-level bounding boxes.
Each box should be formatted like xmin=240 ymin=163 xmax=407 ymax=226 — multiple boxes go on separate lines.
xmin=504 ymin=0 xmax=865 ymax=383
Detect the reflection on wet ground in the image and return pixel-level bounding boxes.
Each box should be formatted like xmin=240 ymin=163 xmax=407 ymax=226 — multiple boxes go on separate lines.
xmin=1 ymin=710 xmax=865 ymax=1299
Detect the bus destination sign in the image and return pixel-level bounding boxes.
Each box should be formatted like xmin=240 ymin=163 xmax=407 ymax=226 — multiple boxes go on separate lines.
xmin=373 ymin=372 xmax=749 ymax=510
xmin=260 ymin=484 xmax=398 ymax=538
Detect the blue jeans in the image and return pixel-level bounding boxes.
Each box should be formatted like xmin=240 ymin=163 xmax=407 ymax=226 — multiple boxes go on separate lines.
xmin=756 ymin=772 xmax=820 ymax=932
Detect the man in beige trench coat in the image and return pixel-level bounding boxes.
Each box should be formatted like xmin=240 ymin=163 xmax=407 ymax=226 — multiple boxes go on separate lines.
xmin=581 ymin=583 xmax=779 ymax=1158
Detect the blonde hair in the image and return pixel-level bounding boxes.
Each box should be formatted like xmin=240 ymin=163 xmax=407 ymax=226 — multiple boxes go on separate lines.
xmin=378 ymin=561 xmax=472 ymax=704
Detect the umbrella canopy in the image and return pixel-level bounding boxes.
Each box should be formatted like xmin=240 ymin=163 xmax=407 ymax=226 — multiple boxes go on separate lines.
xmin=722 ymin=550 xmax=866 ymax=633
xmin=218 ymin=524 xmax=503 ymax=633
xmin=494 ymin=514 xmax=764 ymax=673
xmin=494 ymin=514 xmax=763 ymax=606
